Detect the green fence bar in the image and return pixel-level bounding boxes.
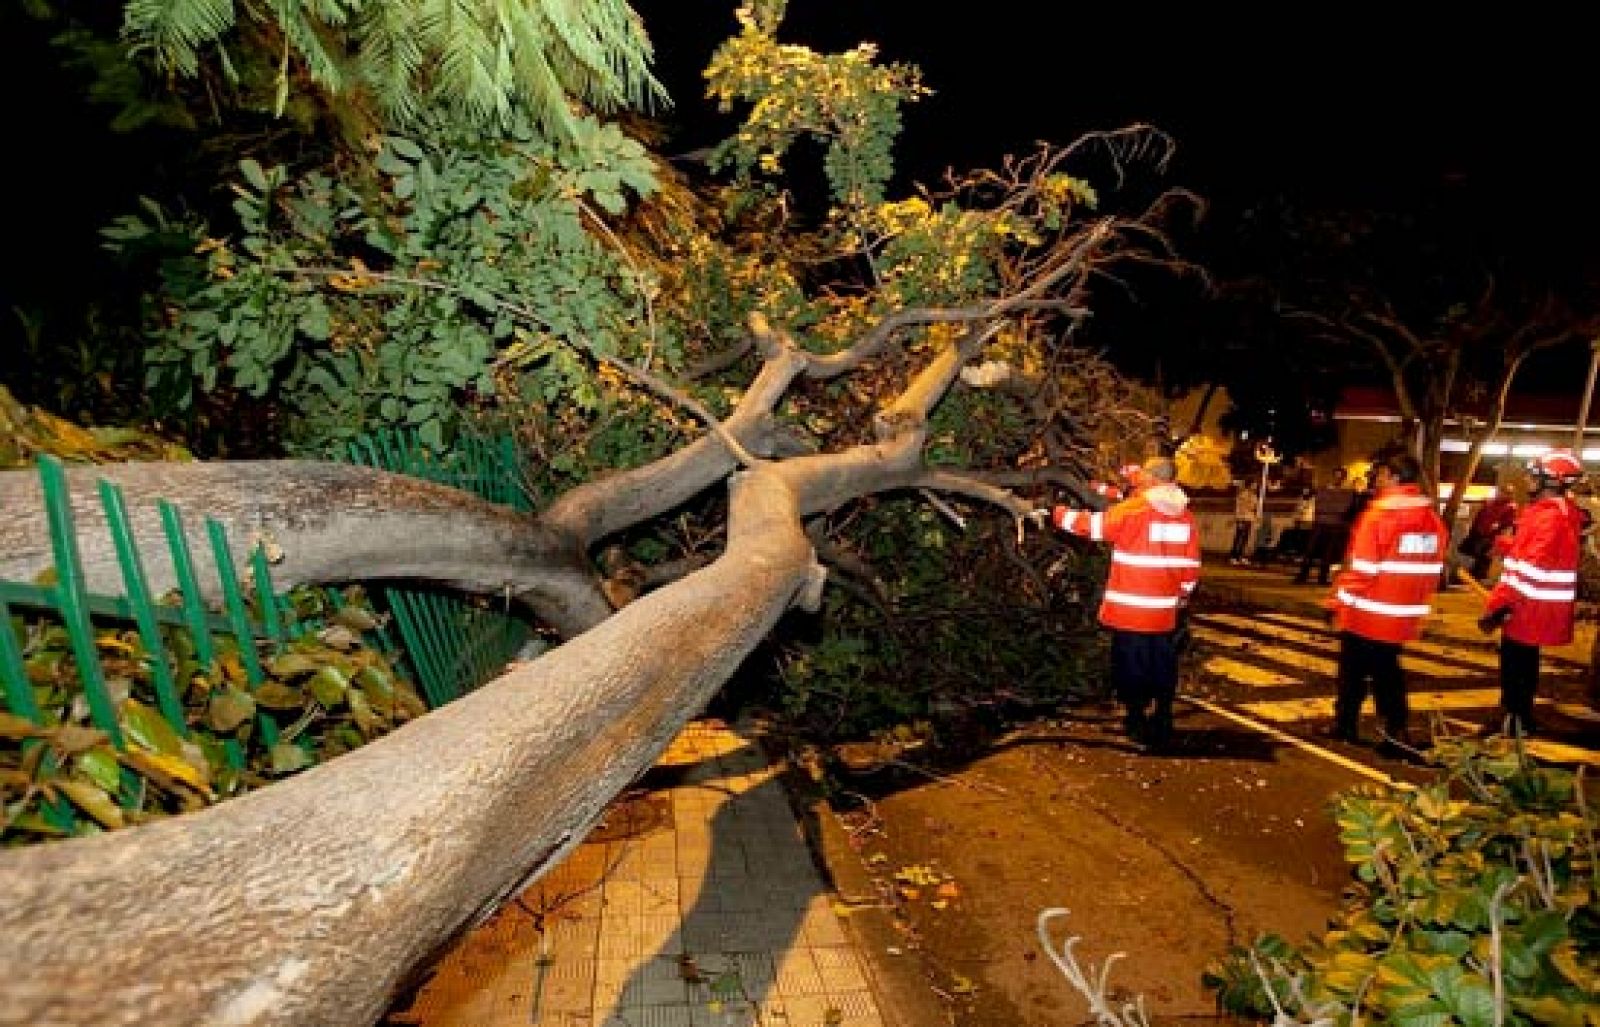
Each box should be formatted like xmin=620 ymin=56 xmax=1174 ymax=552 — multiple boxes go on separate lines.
xmin=158 ymin=501 xmax=217 ymax=669
xmin=206 ymin=519 xmax=280 ymax=750
xmin=38 ymin=456 xmax=123 ymax=747
xmin=206 ymin=518 xmax=264 ymax=686
xmin=0 ymin=597 xmax=42 ymax=723
xmin=99 ymin=479 xmax=187 ymax=736
xmin=339 ymin=428 xmax=532 ymax=708
xmin=249 ymin=548 xmax=286 ymax=646
xmin=386 ymin=589 xmax=452 ymax=708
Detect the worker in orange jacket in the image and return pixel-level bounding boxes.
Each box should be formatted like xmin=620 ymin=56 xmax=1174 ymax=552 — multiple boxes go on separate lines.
xmin=1477 ymin=449 xmax=1587 ymax=736
xmin=1323 ymin=451 xmax=1447 ymax=760
xmin=1035 ymin=456 xmax=1200 ymax=751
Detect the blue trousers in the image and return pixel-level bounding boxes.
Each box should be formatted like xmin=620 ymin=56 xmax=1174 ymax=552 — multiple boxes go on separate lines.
xmin=1110 ymin=629 xmax=1179 ymax=744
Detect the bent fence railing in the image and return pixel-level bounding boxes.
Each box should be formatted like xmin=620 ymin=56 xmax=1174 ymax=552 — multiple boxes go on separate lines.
xmin=339 ymin=429 xmax=534 ymax=707
xmin=0 ymin=439 xmax=534 ymax=835
xmin=0 ymin=454 xmax=337 ymax=832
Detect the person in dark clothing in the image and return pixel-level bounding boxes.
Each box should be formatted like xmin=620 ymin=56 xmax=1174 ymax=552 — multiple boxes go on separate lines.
xmin=1476 ymin=450 xmax=1585 ymax=736
xmin=1322 ymin=453 xmax=1446 ymax=761
xmin=1295 ymin=469 xmax=1358 ymax=585
xmin=1227 ymin=481 xmax=1258 ymax=565
xmin=1459 ymin=487 xmax=1517 ymax=583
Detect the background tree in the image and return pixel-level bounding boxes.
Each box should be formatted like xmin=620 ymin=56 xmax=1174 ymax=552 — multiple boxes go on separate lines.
xmin=1194 ymin=188 xmax=1600 ymax=524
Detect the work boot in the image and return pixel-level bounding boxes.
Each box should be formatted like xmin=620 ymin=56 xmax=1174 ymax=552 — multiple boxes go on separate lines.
xmin=1317 ymin=721 xmax=1360 ymax=745
xmin=1142 ymin=708 xmax=1174 ymax=753
xmin=1122 ymin=707 xmax=1148 ymax=744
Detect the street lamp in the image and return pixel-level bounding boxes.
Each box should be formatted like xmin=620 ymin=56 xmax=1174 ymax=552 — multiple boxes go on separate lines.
xmin=1254 ymin=440 xmax=1281 ymax=554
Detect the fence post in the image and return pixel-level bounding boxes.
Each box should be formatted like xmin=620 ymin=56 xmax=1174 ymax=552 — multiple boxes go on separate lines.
xmin=100 ymin=479 xmax=187 ymax=735
xmin=0 ymin=597 xmax=42 ymax=723
xmin=39 ymin=456 xmax=124 ymax=747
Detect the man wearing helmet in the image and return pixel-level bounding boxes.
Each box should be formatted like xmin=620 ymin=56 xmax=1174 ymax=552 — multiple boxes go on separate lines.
xmin=1323 ymin=451 xmax=1448 ymax=760
xmin=1036 ymin=456 xmax=1201 ymax=752
xmin=1476 ymin=448 xmax=1587 ymax=736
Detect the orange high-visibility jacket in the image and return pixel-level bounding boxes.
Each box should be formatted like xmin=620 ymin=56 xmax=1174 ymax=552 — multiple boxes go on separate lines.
xmin=1328 ymin=485 xmax=1446 ymax=643
xmin=1485 ymin=495 xmax=1585 ymax=646
xmin=1051 ymin=483 xmax=1200 ymax=633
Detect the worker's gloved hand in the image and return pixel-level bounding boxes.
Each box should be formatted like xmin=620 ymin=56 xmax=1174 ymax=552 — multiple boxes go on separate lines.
xmin=1478 ymin=607 xmax=1511 ymax=634
xmin=1026 ymin=507 xmax=1051 ymax=528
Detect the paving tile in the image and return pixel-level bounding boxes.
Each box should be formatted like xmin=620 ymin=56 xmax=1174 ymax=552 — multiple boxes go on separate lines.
xmin=391 ymin=719 xmax=885 ymax=1026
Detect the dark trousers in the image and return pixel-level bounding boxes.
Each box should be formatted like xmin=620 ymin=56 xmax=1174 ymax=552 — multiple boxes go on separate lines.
xmin=1295 ymin=526 xmax=1349 ymax=584
xmin=1111 ymin=629 xmax=1179 ymax=745
xmin=1228 ymin=520 xmax=1254 ymax=559
xmin=1334 ymin=632 xmax=1410 ymax=741
xmin=1498 ymin=637 xmax=1541 ymax=730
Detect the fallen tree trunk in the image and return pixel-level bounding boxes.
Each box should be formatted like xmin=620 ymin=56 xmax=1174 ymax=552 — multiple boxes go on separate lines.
xmin=0 ymin=467 xmax=815 ymax=1026
xmin=0 ymin=460 xmax=614 ymax=638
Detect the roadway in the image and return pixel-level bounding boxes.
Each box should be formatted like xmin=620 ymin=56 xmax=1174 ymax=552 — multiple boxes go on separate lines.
xmin=1187 ymin=559 xmax=1600 ymax=773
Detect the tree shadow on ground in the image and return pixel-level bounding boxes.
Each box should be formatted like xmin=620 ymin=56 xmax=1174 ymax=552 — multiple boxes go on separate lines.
xmin=592 ymin=732 xmax=869 ymax=1027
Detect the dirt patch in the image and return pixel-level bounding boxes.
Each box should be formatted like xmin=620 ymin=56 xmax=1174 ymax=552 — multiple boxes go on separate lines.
xmin=772 ymin=703 xmax=1354 ymax=1026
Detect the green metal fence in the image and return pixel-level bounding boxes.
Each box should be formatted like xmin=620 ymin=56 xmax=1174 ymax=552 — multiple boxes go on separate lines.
xmin=1 ymin=433 xmax=532 ymax=753
xmin=0 ymin=454 xmax=314 ymax=829
xmin=339 ymin=429 xmax=534 ymax=708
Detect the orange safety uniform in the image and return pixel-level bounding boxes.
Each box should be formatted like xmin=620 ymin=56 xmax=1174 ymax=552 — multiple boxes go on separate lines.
xmin=1328 ymin=484 xmax=1446 ymax=643
xmin=1051 ymin=482 xmax=1200 ymax=633
xmin=1484 ymin=495 xmax=1585 ymax=646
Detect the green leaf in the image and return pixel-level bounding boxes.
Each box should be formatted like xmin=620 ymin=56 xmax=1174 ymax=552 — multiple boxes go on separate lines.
xmin=75 ymin=747 xmax=123 ymax=793
xmin=306 ymin=666 xmax=349 ymax=708
xmin=297 ymin=299 xmax=331 ymax=341
xmin=385 ymin=136 xmax=425 ymax=162
xmin=269 ymin=742 xmax=312 ymax=775
xmin=1445 ymin=978 xmax=1496 ymax=1027
xmin=120 ymin=697 xmax=186 ymax=756
xmin=239 ymin=158 xmax=270 ymax=193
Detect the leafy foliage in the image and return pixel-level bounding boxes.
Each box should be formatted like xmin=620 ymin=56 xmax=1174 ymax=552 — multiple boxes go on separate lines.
xmin=2 ymin=586 xmax=426 ymax=844
xmin=120 ymin=0 xmax=666 ymax=141
xmin=767 ymin=497 xmax=1108 ymax=747
xmin=704 ymin=0 xmax=928 ymax=212
xmin=1204 ymin=736 xmax=1600 ymax=1025
xmin=115 ymin=112 xmax=662 ymax=454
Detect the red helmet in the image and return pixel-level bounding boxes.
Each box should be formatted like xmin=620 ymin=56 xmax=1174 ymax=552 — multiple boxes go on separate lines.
xmin=1527 ymin=448 xmax=1584 ymax=487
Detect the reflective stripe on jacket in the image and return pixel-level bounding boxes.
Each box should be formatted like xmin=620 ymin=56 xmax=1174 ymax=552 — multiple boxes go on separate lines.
xmin=1485 ymin=495 xmax=1584 ymax=646
xmin=1052 ymin=484 xmax=1200 ymax=633
xmin=1329 ymin=485 xmax=1446 ymax=643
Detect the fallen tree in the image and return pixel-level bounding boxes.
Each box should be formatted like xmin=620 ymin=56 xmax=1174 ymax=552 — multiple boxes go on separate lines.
xmin=0 ymin=254 xmax=1174 ymax=1020
xmin=0 ymin=4 xmax=1203 ymax=1015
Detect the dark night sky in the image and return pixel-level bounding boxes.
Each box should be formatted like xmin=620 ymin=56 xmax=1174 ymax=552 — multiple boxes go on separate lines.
xmin=631 ymin=3 xmax=1596 ymax=233
xmin=629 ymin=2 xmax=1600 ymax=391
xmin=9 ymin=3 xmax=1598 ymax=396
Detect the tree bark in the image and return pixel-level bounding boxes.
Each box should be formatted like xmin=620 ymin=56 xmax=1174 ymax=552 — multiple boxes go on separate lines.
xmin=0 ymin=466 xmax=815 ymax=1026
xmin=0 ymin=461 xmax=614 ymax=638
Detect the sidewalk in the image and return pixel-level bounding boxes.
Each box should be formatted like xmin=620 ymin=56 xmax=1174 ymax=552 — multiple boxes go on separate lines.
xmin=385 ymin=719 xmax=890 ymax=1027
